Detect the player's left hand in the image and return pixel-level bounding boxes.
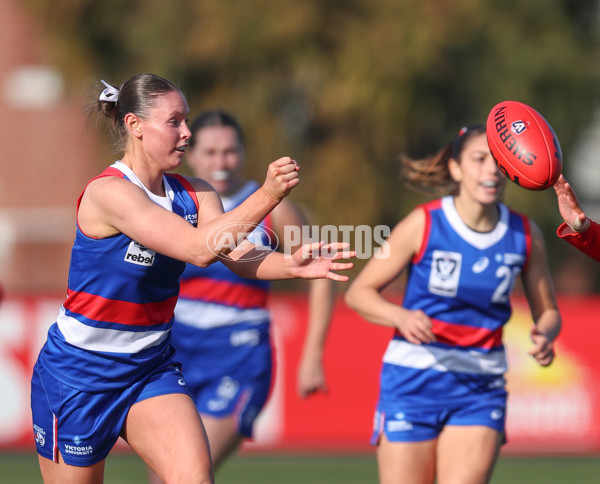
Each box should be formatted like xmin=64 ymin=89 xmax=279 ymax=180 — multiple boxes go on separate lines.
xmin=297 ymin=357 xmax=327 ymax=398
xmin=528 ymin=324 xmax=555 ymax=367
xmin=286 ymin=242 xmax=355 ymax=281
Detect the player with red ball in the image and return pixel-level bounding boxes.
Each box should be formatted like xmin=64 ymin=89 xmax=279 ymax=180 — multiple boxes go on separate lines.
xmin=346 ymin=123 xmax=560 ymax=484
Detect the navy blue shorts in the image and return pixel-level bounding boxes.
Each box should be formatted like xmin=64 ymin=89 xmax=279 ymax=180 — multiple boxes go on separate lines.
xmin=173 ymin=322 xmax=274 ymax=438
xmin=192 ymin=372 xmax=272 ymax=437
xmin=31 ymin=357 xmax=191 ymax=466
xmin=372 ymin=397 xmax=506 ymax=444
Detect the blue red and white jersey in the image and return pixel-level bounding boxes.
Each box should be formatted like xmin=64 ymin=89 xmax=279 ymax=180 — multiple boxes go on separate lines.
xmin=379 ymin=196 xmax=531 ymax=410
xmin=174 ymin=181 xmax=274 ymax=331
xmin=39 ymin=161 xmax=199 ymax=391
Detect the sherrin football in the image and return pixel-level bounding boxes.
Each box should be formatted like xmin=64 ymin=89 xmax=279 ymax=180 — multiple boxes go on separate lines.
xmin=486 ymin=100 xmax=562 ymax=191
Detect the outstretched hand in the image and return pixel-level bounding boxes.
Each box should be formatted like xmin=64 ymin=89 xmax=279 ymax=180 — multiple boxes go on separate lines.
xmin=261 ymin=157 xmax=300 ymax=203
xmin=554 ymin=175 xmax=589 ymax=232
xmin=286 ymin=242 xmax=355 ymax=281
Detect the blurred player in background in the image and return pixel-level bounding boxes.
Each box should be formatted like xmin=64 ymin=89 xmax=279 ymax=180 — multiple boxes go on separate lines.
xmin=30 ymin=74 xmax=353 ymax=484
xmin=148 ymin=109 xmax=336 ymax=482
xmin=345 ymin=124 xmax=561 ymax=484
xmin=554 ymin=174 xmax=600 ymax=262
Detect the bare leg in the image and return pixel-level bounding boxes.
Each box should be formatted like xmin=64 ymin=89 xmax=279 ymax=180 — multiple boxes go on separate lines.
xmin=201 ymin=413 xmax=243 ymax=470
xmin=437 ymin=425 xmax=502 ymax=484
xmin=123 ymin=393 xmax=214 ymax=484
xmin=38 ymin=452 xmax=105 ymax=484
xmin=146 ymin=411 xmax=242 ymax=482
xmin=376 ymin=434 xmax=437 ymax=484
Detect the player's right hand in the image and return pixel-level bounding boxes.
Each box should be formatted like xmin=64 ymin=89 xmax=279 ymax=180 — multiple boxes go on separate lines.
xmin=261 ymin=157 xmax=300 ymax=202
xmin=397 ymin=309 xmax=436 ymax=345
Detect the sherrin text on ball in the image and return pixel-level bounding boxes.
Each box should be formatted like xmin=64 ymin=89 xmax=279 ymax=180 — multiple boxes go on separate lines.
xmin=486 ymin=100 xmax=562 ymax=190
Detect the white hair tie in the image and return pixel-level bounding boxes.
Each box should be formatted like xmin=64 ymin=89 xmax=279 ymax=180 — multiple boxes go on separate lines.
xmin=99 ymin=80 xmax=119 ymax=103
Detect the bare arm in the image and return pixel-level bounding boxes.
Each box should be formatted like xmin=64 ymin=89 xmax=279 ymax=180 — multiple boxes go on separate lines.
xmin=521 ymin=220 xmax=561 ymax=367
xmin=297 ymin=278 xmax=336 ymax=397
xmin=78 ymin=157 xmax=299 ymax=267
xmin=266 ymin=199 xmax=337 ymax=398
xmin=344 ymin=208 xmax=436 ymax=345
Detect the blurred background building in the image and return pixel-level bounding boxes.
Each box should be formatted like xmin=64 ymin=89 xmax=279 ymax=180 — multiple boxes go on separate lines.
xmin=0 ymin=0 xmax=99 ymax=293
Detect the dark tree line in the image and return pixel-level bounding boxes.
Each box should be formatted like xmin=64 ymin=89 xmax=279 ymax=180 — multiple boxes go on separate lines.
xmin=26 ymin=0 xmax=600 ymax=286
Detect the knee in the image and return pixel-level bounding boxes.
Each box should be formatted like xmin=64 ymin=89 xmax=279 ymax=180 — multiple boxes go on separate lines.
xmin=158 ymin=461 xmax=214 ymax=484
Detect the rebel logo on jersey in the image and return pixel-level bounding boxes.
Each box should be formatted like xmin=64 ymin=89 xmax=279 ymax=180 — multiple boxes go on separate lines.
xmin=124 ymin=241 xmax=156 ymax=266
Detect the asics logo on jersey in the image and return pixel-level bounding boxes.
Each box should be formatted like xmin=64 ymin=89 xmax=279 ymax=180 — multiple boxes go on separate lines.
xmin=472 ymin=257 xmax=489 ymax=273
xmin=124 ymin=241 xmax=156 ymax=266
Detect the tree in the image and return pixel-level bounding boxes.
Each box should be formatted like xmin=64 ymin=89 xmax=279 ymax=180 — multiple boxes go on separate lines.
xmin=26 ymin=0 xmax=600 ymax=283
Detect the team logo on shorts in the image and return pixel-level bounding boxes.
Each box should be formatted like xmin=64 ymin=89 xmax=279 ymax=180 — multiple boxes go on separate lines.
xmin=386 ymin=413 xmax=414 ymax=432
xmin=207 ymin=377 xmax=240 ymax=412
xmin=216 ymin=376 xmax=239 ymax=400
xmin=33 ymin=424 xmax=45 ymax=447
xmin=490 ymin=409 xmax=504 ymax=420
xmin=429 ymin=250 xmax=462 ymax=297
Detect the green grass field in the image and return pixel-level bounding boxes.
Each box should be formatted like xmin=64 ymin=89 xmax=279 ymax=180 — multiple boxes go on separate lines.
xmin=1 ymin=451 xmax=599 ymax=483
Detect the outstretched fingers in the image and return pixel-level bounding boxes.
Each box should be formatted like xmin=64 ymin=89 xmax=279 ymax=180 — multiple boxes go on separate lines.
xmin=295 ymin=241 xmax=356 ymax=280
xmin=326 ymin=271 xmax=351 ymax=282
xmin=322 ymin=243 xmax=355 ymax=281
xmin=319 ymin=242 xmax=356 ymax=258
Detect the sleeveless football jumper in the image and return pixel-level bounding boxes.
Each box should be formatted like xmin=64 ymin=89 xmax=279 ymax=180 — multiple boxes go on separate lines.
xmin=377 ymin=196 xmax=531 ymax=412
xmin=38 ymin=161 xmax=199 ymax=391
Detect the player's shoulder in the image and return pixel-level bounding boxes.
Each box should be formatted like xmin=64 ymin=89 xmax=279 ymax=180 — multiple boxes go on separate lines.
xmin=177 ymin=175 xmax=214 ymax=193
xmin=84 ymin=173 xmax=135 ymax=203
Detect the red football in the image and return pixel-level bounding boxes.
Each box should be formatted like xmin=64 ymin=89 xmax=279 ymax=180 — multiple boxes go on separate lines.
xmin=486 ymin=100 xmax=562 ymax=191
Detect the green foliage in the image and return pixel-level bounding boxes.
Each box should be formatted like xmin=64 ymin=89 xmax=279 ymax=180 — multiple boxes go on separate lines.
xmin=24 ymin=0 xmax=600 ymax=282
